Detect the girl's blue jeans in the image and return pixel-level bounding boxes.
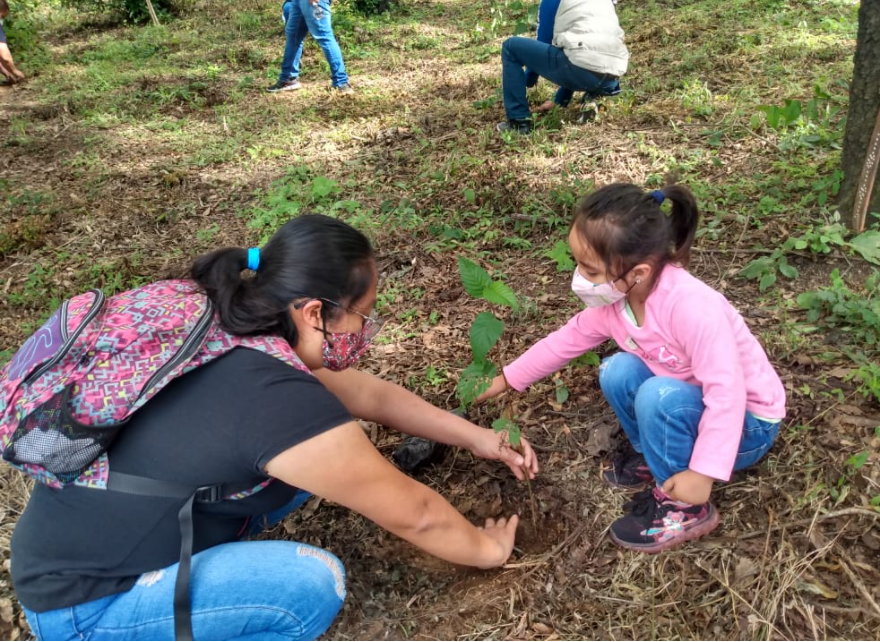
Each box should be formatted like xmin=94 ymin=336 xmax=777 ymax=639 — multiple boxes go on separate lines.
xmin=599 ymin=352 xmax=779 ymax=485
xmin=22 ymin=491 xmax=346 ymax=641
xmin=501 ymin=36 xmax=620 ymax=121
xmin=279 ymin=0 xmax=349 ymax=87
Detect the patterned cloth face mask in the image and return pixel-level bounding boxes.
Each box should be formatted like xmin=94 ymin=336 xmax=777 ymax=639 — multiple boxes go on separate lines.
xmin=571 ymin=268 xmax=628 ymax=308
xmin=321 ymin=318 xmax=381 ymax=371
xmin=319 ymin=301 xmax=384 ymax=371
xmin=293 ymin=297 xmax=385 ymax=371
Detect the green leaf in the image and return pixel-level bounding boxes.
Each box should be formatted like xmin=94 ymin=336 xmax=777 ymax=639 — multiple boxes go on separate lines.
xmin=482 ymin=280 xmax=519 ymax=310
xmin=458 ymin=257 xmax=492 ymax=298
xmin=739 ymin=256 xmax=773 ymax=279
xmin=463 ymin=188 xmax=476 ymax=204
xmin=848 ymin=231 xmax=880 ymax=266
xmin=456 ymin=360 xmax=497 ymax=407
xmin=311 ymin=176 xmax=338 ymax=198
xmin=555 ymin=380 xmax=570 ymax=404
xmin=543 ymin=239 xmax=575 ymax=272
xmin=778 ymin=258 xmax=799 ymax=279
xmin=749 ymin=113 xmax=763 ymax=131
xmin=796 ymin=292 xmax=818 ymax=309
xmin=492 ymin=417 xmax=522 ymax=448
xmin=470 ymin=312 xmax=504 ymax=361
xmin=782 ymin=99 xmax=802 ymax=126
xmin=571 ymin=351 xmax=601 ymax=368
xmin=759 ymin=272 xmax=777 ymax=291
xmin=846 ymin=451 xmax=869 ymax=471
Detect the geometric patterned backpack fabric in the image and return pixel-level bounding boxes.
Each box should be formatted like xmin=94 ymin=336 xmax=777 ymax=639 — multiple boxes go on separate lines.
xmin=0 ymin=279 xmax=312 ymax=492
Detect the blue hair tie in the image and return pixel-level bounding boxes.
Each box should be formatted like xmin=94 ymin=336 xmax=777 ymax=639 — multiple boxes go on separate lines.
xmin=247 ymin=247 xmax=261 ymax=272
xmin=650 ymin=190 xmax=665 ymax=205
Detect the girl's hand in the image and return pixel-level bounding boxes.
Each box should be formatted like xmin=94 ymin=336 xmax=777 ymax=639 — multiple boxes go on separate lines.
xmin=468 ymin=428 xmax=539 ymax=480
xmin=533 ymin=99 xmax=555 ymax=113
xmin=475 ymin=374 xmax=508 ymax=403
xmin=477 ymin=515 xmax=519 ymax=568
xmin=661 ymin=469 xmax=714 ymax=505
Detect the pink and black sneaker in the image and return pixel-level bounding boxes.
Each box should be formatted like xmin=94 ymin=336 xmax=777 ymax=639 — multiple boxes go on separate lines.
xmin=610 ymin=487 xmax=720 ymax=554
xmin=603 ymin=451 xmax=654 ymax=490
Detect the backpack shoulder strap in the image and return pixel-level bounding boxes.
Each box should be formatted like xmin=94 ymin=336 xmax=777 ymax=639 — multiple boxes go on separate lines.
xmin=106 ymin=471 xmax=263 ymax=641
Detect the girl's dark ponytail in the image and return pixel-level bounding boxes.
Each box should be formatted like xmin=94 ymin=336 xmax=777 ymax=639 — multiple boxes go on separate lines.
xmin=190 ymin=215 xmax=374 ymax=346
xmin=661 ymin=185 xmax=700 ymax=267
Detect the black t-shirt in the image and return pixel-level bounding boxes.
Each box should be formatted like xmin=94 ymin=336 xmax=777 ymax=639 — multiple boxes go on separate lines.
xmin=11 ymin=348 xmax=351 ymax=612
xmin=0 ymin=23 xmax=6 ymax=44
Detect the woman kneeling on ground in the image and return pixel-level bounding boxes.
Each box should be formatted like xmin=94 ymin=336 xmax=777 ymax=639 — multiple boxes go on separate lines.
xmin=12 ymin=214 xmax=538 ymax=641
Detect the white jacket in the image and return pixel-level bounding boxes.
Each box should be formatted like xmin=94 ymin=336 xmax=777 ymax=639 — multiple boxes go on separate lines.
xmin=552 ymin=0 xmax=629 ymax=76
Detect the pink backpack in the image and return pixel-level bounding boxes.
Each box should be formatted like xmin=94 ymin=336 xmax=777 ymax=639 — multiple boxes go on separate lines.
xmin=0 ymin=279 xmax=312 ymax=640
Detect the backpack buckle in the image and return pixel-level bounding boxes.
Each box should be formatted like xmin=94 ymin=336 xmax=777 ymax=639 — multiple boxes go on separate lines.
xmin=195 ymin=485 xmax=224 ymax=503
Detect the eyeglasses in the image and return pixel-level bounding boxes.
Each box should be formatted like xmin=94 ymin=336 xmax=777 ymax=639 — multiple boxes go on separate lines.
xmin=293 ymin=297 xmax=385 ymax=342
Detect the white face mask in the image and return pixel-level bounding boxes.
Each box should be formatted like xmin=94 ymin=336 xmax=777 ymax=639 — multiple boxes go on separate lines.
xmin=571 ymin=268 xmax=628 ymax=308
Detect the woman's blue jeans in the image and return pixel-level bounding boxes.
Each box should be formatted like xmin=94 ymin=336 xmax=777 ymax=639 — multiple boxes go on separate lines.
xmin=501 ymin=36 xmax=619 ymax=121
xmin=598 ymin=352 xmax=779 ymax=484
xmin=22 ymin=491 xmax=346 ymax=641
xmin=279 ymin=0 xmax=348 ymax=87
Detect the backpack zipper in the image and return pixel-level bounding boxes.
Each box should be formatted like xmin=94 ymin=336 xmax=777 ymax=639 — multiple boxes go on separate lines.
xmin=25 ymin=289 xmax=106 ymax=385
xmin=137 ymin=302 xmax=215 ymax=402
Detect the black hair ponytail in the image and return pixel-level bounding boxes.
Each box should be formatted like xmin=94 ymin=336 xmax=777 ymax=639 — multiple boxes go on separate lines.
xmin=191 ymin=214 xmax=374 ymax=347
xmin=662 ymin=185 xmax=700 ymax=267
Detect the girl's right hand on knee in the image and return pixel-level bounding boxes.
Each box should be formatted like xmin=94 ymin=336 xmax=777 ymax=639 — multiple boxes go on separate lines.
xmin=477 ymin=515 xmax=519 ymax=568
xmin=476 ymin=374 xmax=509 ymax=403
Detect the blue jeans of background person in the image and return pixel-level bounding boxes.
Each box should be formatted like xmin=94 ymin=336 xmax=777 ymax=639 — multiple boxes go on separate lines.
xmin=598 ymin=352 xmax=779 ymax=485
xmin=22 ymin=491 xmax=345 ymax=641
xmin=501 ymin=36 xmax=619 ymax=121
xmin=279 ymin=0 xmax=348 ymax=87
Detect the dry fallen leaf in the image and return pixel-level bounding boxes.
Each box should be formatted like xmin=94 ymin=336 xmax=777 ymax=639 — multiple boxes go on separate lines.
xmin=0 ymin=598 xmax=12 ymax=624
xmin=796 ymin=579 xmax=838 ymax=599
xmin=734 ymin=556 xmax=760 ymax=585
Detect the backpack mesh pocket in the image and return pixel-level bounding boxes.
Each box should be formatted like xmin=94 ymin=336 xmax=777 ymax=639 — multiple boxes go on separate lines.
xmin=3 ymin=386 xmax=124 ymax=484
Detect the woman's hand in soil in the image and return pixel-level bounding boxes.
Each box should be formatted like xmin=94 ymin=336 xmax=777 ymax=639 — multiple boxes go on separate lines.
xmin=468 ymin=428 xmax=539 ymax=480
xmin=477 ymin=516 xmax=519 ymax=568
xmin=661 ymin=469 xmax=714 ymax=505
xmin=533 ymin=99 xmax=555 ymax=113
xmin=476 ymin=374 xmax=508 ymax=403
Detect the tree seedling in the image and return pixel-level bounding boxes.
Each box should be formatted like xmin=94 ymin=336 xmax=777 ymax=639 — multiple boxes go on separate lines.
xmin=456 ymin=257 xmax=537 ymax=528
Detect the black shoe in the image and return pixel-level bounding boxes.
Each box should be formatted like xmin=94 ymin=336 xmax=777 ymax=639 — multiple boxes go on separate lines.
xmin=496 ymin=119 xmax=533 ymax=134
xmin=603 ymin=451 xmax=654 ymax=490
xmin=610 ymin=487 xmax=720 ymax=554
xmin=266 ymin=79 xmax=302 ymax=93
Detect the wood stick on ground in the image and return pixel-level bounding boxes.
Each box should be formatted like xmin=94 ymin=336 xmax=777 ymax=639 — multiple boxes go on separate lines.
xmin=145 ymin=0 xmax=161 ymax=26
xmin=835 ymin=544 xmax=880 ymax=621
xmin=737 ymin=507 xmax=880 ymax=540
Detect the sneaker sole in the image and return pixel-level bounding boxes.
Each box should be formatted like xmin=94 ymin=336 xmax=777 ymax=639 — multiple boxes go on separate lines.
xmin=267 ymin=85 xmax=302 ymax=93
xmin=610 ymin=503 xmax=721 ymax=554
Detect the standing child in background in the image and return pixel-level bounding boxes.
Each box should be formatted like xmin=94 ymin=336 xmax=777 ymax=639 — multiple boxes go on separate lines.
xmin=478 ymin=183 xmax=786 ymax=552
xmin=267 ymin=0 xmax=353 ymax=94
xmin=497 ymin=0 xmax=627 ymax=134
xmin=0 ymin=0 xmax=26 ymax=84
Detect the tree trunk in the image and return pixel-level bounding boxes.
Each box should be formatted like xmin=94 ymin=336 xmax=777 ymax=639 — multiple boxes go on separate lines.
xmin=839 ymin=0 xmax=880 ymax=231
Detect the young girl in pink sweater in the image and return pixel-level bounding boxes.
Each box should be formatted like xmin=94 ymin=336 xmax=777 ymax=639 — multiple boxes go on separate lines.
xmin=479 ymin=183 xmax=786 ymax=553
